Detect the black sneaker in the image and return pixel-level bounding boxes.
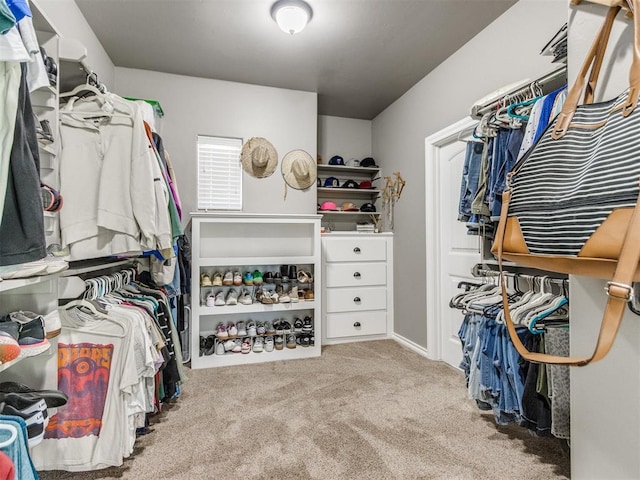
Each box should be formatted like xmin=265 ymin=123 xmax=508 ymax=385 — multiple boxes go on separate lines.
xmin=281 ymin=321 xmax=292 ymax=334
xmin=302 ymin=316 xmax=313 ymax=333
xmin=288 ymin=265 xmax=297 ymax=282
xmin=0 ymin=403 xmax=46 ymax=446
xmin=0 ymin=382 xmax=67 ymax=408
xmin=273 ymin=272 xmax=282 ymax=285
xmin=5 ymin=312 xmax=50 ymax=356
xmin=293 ymin=318 xmax=303 ymax=333
xmin=280 ymin=265 xmax=289 ymax=283
xmin=300 ymin=335 xmax=310 ymax=347
xmin=263 ymin=271 xmax=274 ymax=284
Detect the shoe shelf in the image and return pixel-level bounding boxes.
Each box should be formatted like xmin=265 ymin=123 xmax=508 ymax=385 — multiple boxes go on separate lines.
xmin=0 ymin=275 xmax=58 ymax=294
xmin=198 ymin=301 xmax=317 ymax=315
xmin=189 ymin=214 xmax=322 ymax=369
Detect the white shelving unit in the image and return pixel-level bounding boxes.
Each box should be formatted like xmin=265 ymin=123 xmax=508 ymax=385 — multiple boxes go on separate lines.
xmin=190 ymin=213 xmax=322 ymax=369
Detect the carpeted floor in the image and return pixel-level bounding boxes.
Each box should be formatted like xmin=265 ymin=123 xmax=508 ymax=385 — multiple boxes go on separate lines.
xmin=39 ymin=340 xmax=570 ymax=480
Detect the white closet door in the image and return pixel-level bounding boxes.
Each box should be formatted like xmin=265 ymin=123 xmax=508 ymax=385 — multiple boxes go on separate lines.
xmin=426 ymin=118 xmax=480 ymax=369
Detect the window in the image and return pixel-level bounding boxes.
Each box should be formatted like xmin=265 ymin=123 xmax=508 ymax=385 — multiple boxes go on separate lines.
xmin=197 ymin=135 xmax=243 ymax=211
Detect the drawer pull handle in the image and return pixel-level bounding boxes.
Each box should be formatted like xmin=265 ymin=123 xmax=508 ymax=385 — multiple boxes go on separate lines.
xmin=354 ymin=322 xmax=361 ymax=327
xmin=353 ymin=272 xmax=361 ymax=278
xmin=353 ymin=247 xmax=361 ymax=253
xmin=353 ymin=297 xmax=361 ymax=303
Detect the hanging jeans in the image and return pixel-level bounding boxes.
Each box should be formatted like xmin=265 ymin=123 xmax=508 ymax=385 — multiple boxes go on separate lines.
xmin=458 ymin=141 xmax=484 ymax=222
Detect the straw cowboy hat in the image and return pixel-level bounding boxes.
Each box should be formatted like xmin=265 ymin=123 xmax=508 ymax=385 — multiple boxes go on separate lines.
xmin=281 ymin=149 xmax=317 ymax=190
xmin=241 ymin=137 xmax=278 ymax=178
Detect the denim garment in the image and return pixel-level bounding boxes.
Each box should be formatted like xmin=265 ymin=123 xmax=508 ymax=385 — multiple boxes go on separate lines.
xmin=533 ymin=86 xmax=566 ymax=143
xmin=471 ymin=139 xmax=492 ymax=217
xmin=489 ymin=127 xmax=525 ymax=220
xmin=458 ymin=141 xmax=484 ymax=221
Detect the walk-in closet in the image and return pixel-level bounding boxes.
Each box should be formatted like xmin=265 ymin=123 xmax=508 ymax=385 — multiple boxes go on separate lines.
xmin=0 ymin=0 xmax=637 ymax=478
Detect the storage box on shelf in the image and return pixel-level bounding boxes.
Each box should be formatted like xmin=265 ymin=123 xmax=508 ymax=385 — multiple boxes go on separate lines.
xmin=317 ymin=164 xmax=381 ymax=224
xmin=321 ymin=232 xmax=393 ymax=344
xmin=189 ymin=213 xmax=322 ymax=369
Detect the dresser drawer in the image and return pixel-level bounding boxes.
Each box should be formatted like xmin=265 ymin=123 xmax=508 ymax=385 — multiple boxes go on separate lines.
xmin=326 ymin=311 xmax=387 ymax=338
xmin=324 ymin=238 xmax=386 ymax=262
xmin=325 ymin=287 xmax=387 ymax=313
xmin=326 ymin=263 xmax=386 ymax=287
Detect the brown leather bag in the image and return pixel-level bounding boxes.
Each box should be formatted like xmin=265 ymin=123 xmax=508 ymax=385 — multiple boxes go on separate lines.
xmin=491 ymin=1 xmax=640 ymax=366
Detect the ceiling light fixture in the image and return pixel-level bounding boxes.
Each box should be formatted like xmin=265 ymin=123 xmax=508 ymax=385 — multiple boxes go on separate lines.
xmin=271 ymin=0 xmax=313 ymax=35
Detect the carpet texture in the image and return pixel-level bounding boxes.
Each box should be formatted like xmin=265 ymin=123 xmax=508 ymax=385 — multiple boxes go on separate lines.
xmin=39 ymin=340 xmax=570 ymax=479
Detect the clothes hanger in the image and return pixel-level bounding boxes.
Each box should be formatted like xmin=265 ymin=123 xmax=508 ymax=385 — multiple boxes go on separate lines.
xmin=0 ymin=422 xmax=18 ymax=449
xmin=59 ymin=72 xmax=106 ymax=99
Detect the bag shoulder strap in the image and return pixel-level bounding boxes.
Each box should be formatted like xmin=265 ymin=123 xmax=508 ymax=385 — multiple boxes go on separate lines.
xmin=497 ymin=186 xmax=640 ymax=366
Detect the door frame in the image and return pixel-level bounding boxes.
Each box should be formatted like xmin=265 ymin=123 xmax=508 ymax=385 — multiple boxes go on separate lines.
xmin=424 ymin=116 xmax=478 ymax=361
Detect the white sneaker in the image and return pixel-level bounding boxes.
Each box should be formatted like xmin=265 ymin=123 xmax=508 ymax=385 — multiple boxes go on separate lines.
xmin=279 ymin=289 xmax=291 ymax=303
xmin=43 ymin=310 xmax=61 ymax=339
xmin=239 ymin=289 xmax=253 ymax=305
xmin=290 ymin=286 xmax=299 ymax=303
xmin=264 ymin=336 xmax=274 ymax=352
xmin=253 ymin=337 xmax=264 ymax=353
xmin=205 ymin=292 xmax=216 ymax=307
xmin=226 ymin=289 xmax=238 ymax=306
xmin=223 ymin=339 xmax=235 ymax=351
xmin=246 ymin=321 xmax=257 ymax=337
xmin=232 ymin=339 xmax=242 ymax=353
xmin=214 ymin=291 xmax=226 ymax=306
xmin=237 ymin=321 xmax=247 ymax=337
xmin=228 ymin=322 xmax=238 ymax=338
xmin=215 ymin=341 xmax=225 ymax=355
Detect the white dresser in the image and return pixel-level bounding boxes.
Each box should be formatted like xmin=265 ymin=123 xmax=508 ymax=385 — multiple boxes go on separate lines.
xmin=321 ymin=233 xmax=393 ymax=344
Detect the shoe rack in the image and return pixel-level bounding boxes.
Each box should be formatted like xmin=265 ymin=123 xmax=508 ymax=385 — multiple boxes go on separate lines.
xmin=189 ymin=213 xmax=322 ymax=369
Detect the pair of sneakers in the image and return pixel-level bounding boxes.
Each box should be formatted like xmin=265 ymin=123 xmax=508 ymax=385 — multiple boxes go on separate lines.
xmin=0 ymin=312 xmax=51 ymax=359
xmin=236 ymin=321 xmax=257 ymax=337
xmin=222 ymin=271 xmax=242 ymax=286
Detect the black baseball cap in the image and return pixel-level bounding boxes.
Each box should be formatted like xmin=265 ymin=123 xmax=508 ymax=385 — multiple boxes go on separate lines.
xmin=342 ymin=180 xmax=359 ymax=189
xmin=360 ymin=203 xmax=376 ymax=212
xmin=360 ymin=157 xmax=377 ymax=168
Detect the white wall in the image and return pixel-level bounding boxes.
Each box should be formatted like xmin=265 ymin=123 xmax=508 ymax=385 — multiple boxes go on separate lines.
xmin=35 ymin=0 xmax=115 ymax=88
xmin=372 ymin=0 xmax=567 ymax=348
xmin=114 ymin=67 xmax=318 ymax=222
xmin=318 ymin=115 xmax=372 ymax=164
xmin=567 ymin=4 xmax=640 ymax=478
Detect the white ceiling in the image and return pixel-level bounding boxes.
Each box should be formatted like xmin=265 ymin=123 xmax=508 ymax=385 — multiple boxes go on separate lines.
xmin=75 ymin=0 xmax=516 ymax=120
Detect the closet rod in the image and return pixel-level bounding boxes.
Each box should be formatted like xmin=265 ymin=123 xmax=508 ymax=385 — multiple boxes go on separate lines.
xmin=471 ymin=66 xmax=567 ymax=119
xmin=471 ymin=264 xmax=567 ymax=287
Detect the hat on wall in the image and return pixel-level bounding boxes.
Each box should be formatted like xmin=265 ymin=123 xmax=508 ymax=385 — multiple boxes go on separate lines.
xmin=241 ymin=137 xmax=278 ymax=178
xmin=329 ymin=155 xmax=344 ymax=166
xmin=360 ymin=157 xmax=377 ymax=168
xmin=281 ymin=149 xmax=317 ymax=190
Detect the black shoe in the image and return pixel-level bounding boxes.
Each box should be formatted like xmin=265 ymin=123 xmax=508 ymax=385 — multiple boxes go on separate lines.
xmin=0 ymin=382 xmax=68 ymax=408
xmin=203 ymin=335 xmax=216 ymax=356
xmin=288 ymin=265 xmax=297 ymax=282
xmin=281 ymin=321 xmax=292 ymax=334
xmin=273 ymin=272 xmax=282 ymax=285
xmin=263 ymin=271 xmax=274 ymax=284
xmin=0 ymin=403 xmax=45 ymax=446
xmin=300 ymin=335 xmax=310 ymax=347
xmin=293 ymin=317 xmax=303 ymax=333
xmin=280 ymin=265 xmax=289 ymax=283
xmin=303 ymin=316 xmax=313 ymax=332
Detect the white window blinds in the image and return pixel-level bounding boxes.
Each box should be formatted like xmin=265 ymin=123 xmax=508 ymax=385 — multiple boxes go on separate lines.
xmin=197 ymin=135 xmax=243 ymax=211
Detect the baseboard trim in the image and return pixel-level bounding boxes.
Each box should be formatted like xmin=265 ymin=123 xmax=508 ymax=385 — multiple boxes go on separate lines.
xmin=392 ymin=333 xmax=436 ymax=360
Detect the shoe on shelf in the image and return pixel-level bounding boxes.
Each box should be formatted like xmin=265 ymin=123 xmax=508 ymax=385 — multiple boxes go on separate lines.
xmin=243 ymin=272 xmax=254 ymax=286
xmin=233 ymin=271 xmax=243 ymax=286
xmin=264 ymin=320 xmax=276 ymax=335
xmin=288 ymin=265 xmax=297 ymax=283
xmin=215 ymin=340 xmax=225 ymax=355
xmin=274 ymin=335 xmax=284 ymax=351
xmin=281 ymin=321 xmax=292 ymax=334
xmin=256 ymin=288 xmax=272 ymax=304
xmin=225 ymin=289 xmax=238 ymax=306
xmin=264 ymin=336 xmax=274 ymax=352
xmin=273 ymin=272 xmax=282 ymax=286
xmin=274 ymin=320 xmax=284 ymax=335
xmin=304 ymin=289 xmax=315 ymax=301
xmin=303 ymin=316 xmax=313 ymax=332
xmin=200 ymin=273 xmax=212 ymax=287
xmin=290 ymin=286 xmax=299 ymax=303
xmin=0 ymin=332 xmax=21 ymax=365
xmin=222 ymin=271 xmax=234 ymax=286
xmin=256 ymin=321 xmax=266 ymax=336
xmin=293 ymin=318 xmax=303 ymax=333
xmin=279 ymin=288 xmax=291 ymax=303
xmin=239 ymin=289 xmax=253 ymax=305
xmin=223 ymin=339 xmax=236 ymax=352
xmin=298 ymin=289 xmax=306 ymax=302
xmin=5 ymin=312 xmax=50 ymax=357
xmin=216 ymin=322 xmax=228 ymax=339
xmin=300 ymin=334 xmax=310 ymax=347
xmin=205 ymin=292 xmax=216 ymax=307
xmin=241 ymin=338 xmax=252 ymax=354
xmin=232 ymin=339 xmax=242 ymax=353
xmin=237 ymin=321 xmax=247 ymax=337
xmin=43 ymin=310 xmax=61 ymax=339
xmin=280 ymin=265 xmax=290 ymax=283
xmin=252 ymin=270 xmax=263 ymax=285
xmin=263 ymin=271 xmax=274 ymax=284
xmin=199 ymin=336 xmax=207 ymax=356
xmin=309 ymin=335 xmax=315 ymax=346
xmin=203 ymin=335 xmax=216 ymax=356
xmin=253 ymin=337 xmax=264 ymax=353
xmin=212 ymin=272 xmax=223 ymax=286
xmin=286 ymin=334 xmax=296 ymax=349
xmin=0 ymin=403 xmax=45 ymax=447
xmin=247 ymin=321 xmax=257 ymax=337
xmin=0 ymin=382 xmax=67 ymax=409
xmin=214 ymin=291 xmax=226 ymax=306
xmin=228 ymin=322 xmax=238 ymax=338
xmin=269 ymin=290 xmax=280 ymax=304
xmin=297 ymin=270 xmax=313 ymax=284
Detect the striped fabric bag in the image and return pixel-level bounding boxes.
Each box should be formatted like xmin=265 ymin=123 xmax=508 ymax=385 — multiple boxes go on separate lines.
xmin=492 ymin=1 xmax=640 ymax=366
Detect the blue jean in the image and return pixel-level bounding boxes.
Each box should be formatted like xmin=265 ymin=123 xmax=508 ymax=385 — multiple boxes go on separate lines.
xmin=458 ymin=141 xmax=484 ymax=222
xmin=489 ymin=127 xmax=524 ymax=220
